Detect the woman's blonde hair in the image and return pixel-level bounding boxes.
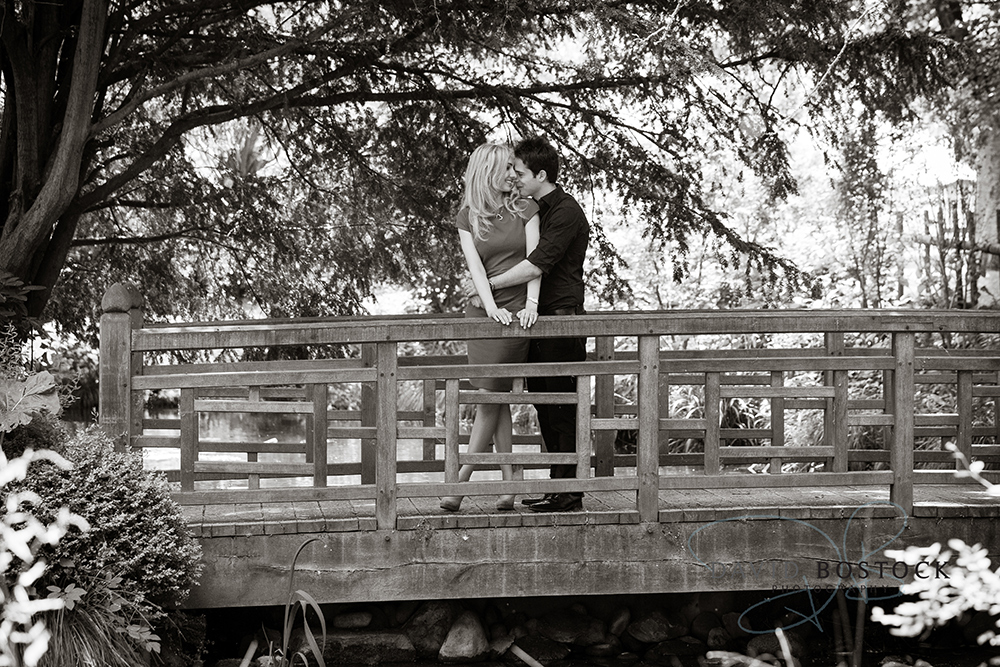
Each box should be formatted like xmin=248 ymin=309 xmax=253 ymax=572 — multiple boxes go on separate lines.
xmin=462 ymin=143 xmax=525 ymax=240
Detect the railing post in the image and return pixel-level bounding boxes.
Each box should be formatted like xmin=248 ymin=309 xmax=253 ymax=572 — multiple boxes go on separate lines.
xmin=593 ymin=336 xmax=616 ymax=476
xmin=637 ymin=335 xmax=660 ymax=521
xmin=769 ymin=371 xmax=785 ymax=473
xmin=444 ymin=379 xmax=460 ymax=482
xmin=422 ymin=379 xmax=437 ymax=461
xmin=824 ymin=332 xmax=844 ymax=471
xmin=576 ymin=376 xmax=592 ymax=479
xmin=360 ymin=343 xmax=377 ymax=484
xmin=179 ymin=388 xmax=196 ymax=491
xmin=956 ymin=371 xmax=973 ymax=468
xmin=310 ymin=383 xmax=329 ymax=487
xmin=891 ymin=332 xmax=915 ymax=513
xmin=704 ymin=373 xmax=720 ymax=474
xmin=375 ymin=342 xmax=398 ymax=529
xmin=99 ymin=283 xmax=142 ymax=451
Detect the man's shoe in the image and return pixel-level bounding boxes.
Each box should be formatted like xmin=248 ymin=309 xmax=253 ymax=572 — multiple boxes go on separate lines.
xmin=521 ymin=494 xmax=553 ymax=507
xmin=527 ymin=494 xmax=583 ymax=512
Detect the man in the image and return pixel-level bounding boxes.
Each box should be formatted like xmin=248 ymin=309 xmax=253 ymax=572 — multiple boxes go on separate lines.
xmin=484 ymin=136 xmax=590 ymax=512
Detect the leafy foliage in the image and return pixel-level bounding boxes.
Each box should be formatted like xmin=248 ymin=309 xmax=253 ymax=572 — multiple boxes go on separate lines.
xmin=3 ymin=427 xmax=203 ymax=665
xmin=0 ymin=0 xmax=965 ymax=337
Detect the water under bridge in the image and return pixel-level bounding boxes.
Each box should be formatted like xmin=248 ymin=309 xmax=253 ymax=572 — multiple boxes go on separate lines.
xmin=96 ymin=285 xmax=1000 ymax=609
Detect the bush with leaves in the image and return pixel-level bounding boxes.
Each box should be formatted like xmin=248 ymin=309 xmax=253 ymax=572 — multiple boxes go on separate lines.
xmin=872 ymin=443 xmax=1000 ymax=645
xmin=4 ymin=426 xmax=203 ymax=666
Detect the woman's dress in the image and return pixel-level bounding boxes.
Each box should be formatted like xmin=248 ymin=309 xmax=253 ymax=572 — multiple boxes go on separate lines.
xmin=456 ymin=200 xmax=540 ymax=390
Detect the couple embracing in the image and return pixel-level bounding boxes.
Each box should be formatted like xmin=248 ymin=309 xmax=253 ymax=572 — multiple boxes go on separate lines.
xmin=440 ymin=136 xmax=590 ymax=514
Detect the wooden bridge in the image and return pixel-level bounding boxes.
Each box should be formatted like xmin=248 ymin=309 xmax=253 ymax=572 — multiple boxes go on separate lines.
xmin=97 ymin=285 xmax=1000 ymax=609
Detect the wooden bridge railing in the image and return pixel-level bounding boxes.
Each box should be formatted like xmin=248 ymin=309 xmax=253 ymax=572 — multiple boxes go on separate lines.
xmin=98 ymin=284 xmax=1000 ymax=528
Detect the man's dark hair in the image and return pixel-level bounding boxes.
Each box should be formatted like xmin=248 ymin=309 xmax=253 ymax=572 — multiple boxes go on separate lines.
xmin=514 ymin=136 xmax=559 ymax=184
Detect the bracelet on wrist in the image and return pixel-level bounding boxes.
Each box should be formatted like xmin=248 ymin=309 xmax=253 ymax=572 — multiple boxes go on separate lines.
xmin=488 ymin=279 xmax=496 ymax=291
xmin=527 ymin=296 xmax=538 ymax=304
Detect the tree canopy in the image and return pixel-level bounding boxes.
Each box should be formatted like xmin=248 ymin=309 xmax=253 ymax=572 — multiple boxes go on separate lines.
xmin=0 ymin=0 xmax=962 ymax=338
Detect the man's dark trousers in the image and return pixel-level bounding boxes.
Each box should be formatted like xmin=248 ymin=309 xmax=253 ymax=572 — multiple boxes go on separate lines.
xmin=528 ymin=316 xmax=587 ymax=498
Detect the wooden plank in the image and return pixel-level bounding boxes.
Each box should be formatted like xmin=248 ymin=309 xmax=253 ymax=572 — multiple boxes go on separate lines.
xmin=179 ymin=389 xmax=196 ymax=491
xmin=132 ymin=309 xmax=1000 ymax=353
xmin=360 ymin=344 xmax=376 ymax=485
xmin=593 ymin=337 xmax=616 ymax=477
xmin=402 ymin=360 xmax=634 ymax=381
xmin=769 ymin=371 xmax=784 ymax=473
xmin=376 ymin=342 xmax=399 ymax=529
xmin=891 ymin=332 xmax=915 ymax=512
xmin=577 ymin=378 xmax=592 ymax=479
xmin=636 ymin=335 xmax=660 ymax=521
xmin=956 ymin=372 xmax=973 ymax=468
xmin=719 ymin=447 xmax=834 ymax=458
xmin=193 ymin=400 xmax=314 ymax=413
xmin=832 ymin=369 xmax=848 ymax=473
xmin=396 ymin=476 xmax=638 ymax=498
xmin=704 ymin=373 xmax=721 ymax=474
xmin=99 ymin=306 xmax=134 ymax=448
xmin=459 ymin=390 xmax=577 ymax=404
xmin=311 ymin=384 xmax=328 ymax=487
xmin=170 ymin=484 xmax=377 ymax=505
xmin=134 ymin=367 xmax=377 ymax=390
xmin=460 ymin=453 xmax=576 ymax=465
xmin=194 ymin=462 xmax=312 ymax=475
xmin=445 ymin=379 xmax=460 ymax=483
xmin=849 ymin=414 xmax=895 ymax=427
xmin=720 ymin=386 xmax=836 ymax=399
xmin=659 ymin=471 xmax=893 ymax=490
xmin=422 ymin=379 xmax=437 ymax=461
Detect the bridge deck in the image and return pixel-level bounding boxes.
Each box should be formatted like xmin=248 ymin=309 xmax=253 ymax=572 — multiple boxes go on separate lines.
xmin=181 ymin=482 xmax=999 ymax=609
xmin=181 ymin=484 xmax=999 ymax=536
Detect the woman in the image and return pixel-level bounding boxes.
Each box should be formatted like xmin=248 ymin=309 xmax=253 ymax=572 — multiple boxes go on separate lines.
xmin=440 ymin=143 xmax=541 ymax=512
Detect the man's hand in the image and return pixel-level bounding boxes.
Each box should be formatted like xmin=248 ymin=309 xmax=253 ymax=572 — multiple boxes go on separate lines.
xmin=461 ymin=275 xmax=477 ymax=298
xmin=462 ymin=275 xmax=484 ymax=309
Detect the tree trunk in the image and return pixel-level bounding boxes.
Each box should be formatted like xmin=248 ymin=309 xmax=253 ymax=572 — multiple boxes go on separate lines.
xmin=974 ymin=125 xmax=1000 ymax=308
xmin=0 ymin=0 xmax=107 ymax=318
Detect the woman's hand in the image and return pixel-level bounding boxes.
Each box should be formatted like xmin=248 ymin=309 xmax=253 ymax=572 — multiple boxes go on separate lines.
xmin=487 ymin=306 xmax=513 ymax=325
xmin=517 ymin=305 xmax=538 ymax=329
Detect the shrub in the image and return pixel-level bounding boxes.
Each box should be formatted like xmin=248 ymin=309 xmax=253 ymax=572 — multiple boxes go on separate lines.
xmin=5 ymin=426 xmax=203 ymax=665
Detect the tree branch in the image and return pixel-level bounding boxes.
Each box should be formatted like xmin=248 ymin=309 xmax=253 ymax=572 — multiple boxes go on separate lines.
xmin=72 ymin=226 xmax=213 ymax=247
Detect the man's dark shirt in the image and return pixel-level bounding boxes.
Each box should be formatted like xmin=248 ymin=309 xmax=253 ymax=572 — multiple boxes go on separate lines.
xmin=526 ymin=185 xmax=589 ymax=313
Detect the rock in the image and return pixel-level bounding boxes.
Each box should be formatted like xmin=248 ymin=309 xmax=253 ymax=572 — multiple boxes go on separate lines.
xmin=691 ymin=611 xmax=722 ymax=642
xmin=490 ymin=622 xmax=509 ymax=642
xmin=747 ymin=631 xmax=805 ymax=660
xmin=404 ymin=600 xmax=457 ymax=658
xmin=706 ymin=626 xmax=731 ymax=650
xmin=318 ymin=630 xmax=416 ymax=665
xmin=913 ymin=660 xmax=934 ymax=667
xmin=586 ymin=635 xmax=623 ymax=657
xmin=439 ymin=610 xmax=490 ymax=663
xmin=333 ymin=611 xmax=372 ymax=629
xmin=627 ymin=610 xmax=688 ymax=644
xmin=746 ymin=634 xmax=780 ymax=658
xmin=723 ymin=612 xmax=751 ymax=638
xmin=537 ymin=608 xmax=607 ymax=646
xmin=395 ymin=600 xmax=420 ymax=625
xmin=490 ymin=629 xmax=516 ymax=657
xmin=609 ymin=607 xmax=632 ymax=637
xmin=511 ymin=636 xmax=572 ymax=662
xmin=644 ymin=637 xmax=704 ymax=663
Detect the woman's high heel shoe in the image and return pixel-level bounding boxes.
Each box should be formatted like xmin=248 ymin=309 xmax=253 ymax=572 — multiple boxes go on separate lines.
xmin=440 ymin=496 xmax=463 ymax=512
xmin=496 ymin=495 xmax=515 ymax=511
